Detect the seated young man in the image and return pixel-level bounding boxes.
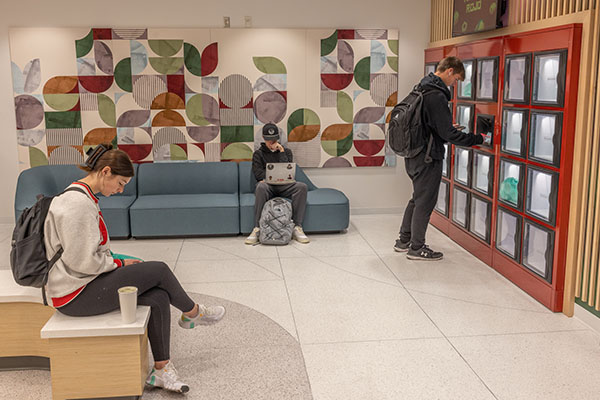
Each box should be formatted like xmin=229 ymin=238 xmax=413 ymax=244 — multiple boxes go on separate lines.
xmin=245 ymin=123 xmax=310 ymax=245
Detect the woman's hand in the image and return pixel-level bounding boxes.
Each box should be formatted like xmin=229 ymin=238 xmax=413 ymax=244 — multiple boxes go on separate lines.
xmin=124 ymin=258 xmax=142 ymax=266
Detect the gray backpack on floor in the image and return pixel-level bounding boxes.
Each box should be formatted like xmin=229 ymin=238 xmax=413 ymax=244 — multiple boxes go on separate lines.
xmin=259 ymin=197 xmax=294 ymax=245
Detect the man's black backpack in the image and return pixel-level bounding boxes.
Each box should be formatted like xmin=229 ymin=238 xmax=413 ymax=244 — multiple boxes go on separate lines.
xmin=10 ymin=187 xmax=85 ymax=305
xmin=388 ymin=85 xmax=434 ymax=163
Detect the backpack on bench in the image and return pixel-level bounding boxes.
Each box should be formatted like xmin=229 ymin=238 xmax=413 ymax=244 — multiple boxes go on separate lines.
xmin=259 ymin=197 xmax=295 ymax=245
xmin=10 ymin=186 xmax=86 ymax=305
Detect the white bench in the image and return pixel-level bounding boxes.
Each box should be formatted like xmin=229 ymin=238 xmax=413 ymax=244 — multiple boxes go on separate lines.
xmin=0 ymin=270 xmax=55 ymax=370
xmin=41 ymin=305 xmax=151 ymax=400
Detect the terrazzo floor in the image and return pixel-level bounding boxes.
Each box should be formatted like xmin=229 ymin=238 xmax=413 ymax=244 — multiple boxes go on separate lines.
xmin=1 ymin=214 xmax=600 ymax=399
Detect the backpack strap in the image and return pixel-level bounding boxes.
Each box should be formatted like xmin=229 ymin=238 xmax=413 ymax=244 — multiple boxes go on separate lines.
xmin=62 ymin=186 xmax=88 ymax=196
xmin=40 ymin=186 xmax=88 ymax=306
xmin=418 ymin=87 xmax=436 ymax=164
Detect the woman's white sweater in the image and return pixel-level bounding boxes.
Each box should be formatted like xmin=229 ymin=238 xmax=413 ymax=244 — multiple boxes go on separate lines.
xmin=43 ymin=182 xmax=119 ymax=302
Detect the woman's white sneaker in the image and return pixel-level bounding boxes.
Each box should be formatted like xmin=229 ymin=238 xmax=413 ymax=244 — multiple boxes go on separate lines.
xmin=146 ymin=361 xmax=189 ymax=393
xmin=178 ymin=304 xmax=226 ymax=329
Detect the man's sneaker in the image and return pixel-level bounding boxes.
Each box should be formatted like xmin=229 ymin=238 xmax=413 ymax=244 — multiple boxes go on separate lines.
xmin=393 ymin=239 xmax=411 ymax=252
xmin=406 ymin=245 xmax=444 ymax=261
xmin=245 ymin=227 xmax=260 ymax=245
xmin=146 ymin=361 xmax=189 ymax=393
xmin=178 ymin=304 xmax=226 ymax=329
xmin=292 ymin=226 xmax=310 ymax=243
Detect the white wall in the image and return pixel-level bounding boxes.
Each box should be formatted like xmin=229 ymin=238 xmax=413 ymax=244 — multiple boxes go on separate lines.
xmin=0 ymin=0 xmax=430 ymax=222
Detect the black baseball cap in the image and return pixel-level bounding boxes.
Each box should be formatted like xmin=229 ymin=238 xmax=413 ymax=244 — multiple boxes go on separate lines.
xmin=262 ymin=123 xmax=280 ymax=141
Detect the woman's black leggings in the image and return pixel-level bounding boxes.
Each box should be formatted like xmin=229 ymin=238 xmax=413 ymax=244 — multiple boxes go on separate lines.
xmin=58 ymin=261 xmax=195 ymax=362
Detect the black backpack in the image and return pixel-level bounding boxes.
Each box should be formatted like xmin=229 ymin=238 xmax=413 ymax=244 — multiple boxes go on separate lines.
xmin=10 ymin=187 xmax=85 ymax=305
xmin=388 ymin=85 xmax=435 ymax=163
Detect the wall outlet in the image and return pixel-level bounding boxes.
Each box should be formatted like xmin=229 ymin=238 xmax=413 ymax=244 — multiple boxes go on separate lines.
xmin=223 ymin=16 xmax=230 ymax=28
xmin=244 ymin=16 xmax=252 ymax=28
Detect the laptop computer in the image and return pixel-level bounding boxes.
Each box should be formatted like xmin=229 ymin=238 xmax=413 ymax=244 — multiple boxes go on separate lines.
xmin=265 ymin=162 xmax=296 ymax=185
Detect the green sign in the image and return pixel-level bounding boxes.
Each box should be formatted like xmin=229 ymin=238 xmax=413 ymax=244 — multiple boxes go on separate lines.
xmin=453 ymin=0 xmax=500 ymax=37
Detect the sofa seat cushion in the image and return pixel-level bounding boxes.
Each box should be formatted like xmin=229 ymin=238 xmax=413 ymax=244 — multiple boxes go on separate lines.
xmin=129 ymin=194 xmax=240 ymax=237
xmin=240 ymin=189 xmax=347 ymax=207
xmin=131 ymin=194 xmax=238 ymax=210
xmin=239 ymin=193 xmax=256 ymax=208
xmin=307 ymin=189 xmax=348 ymax=206
xmin=98 ymin=195 xmax=137 ymax=210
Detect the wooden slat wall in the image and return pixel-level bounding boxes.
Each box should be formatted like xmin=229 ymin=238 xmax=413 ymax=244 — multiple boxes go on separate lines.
xmin=429 ymin=0 xmax=600 ymax=316
xmin=430 ymin=0 xmax=595 ymax=38
xmin=577 ymin=1 xmax=600 ymax=312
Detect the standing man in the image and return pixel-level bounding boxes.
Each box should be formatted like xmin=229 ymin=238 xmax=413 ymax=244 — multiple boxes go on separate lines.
xmin=394 ymin=56 xmax=484 ymax=260
xmin=245 ymin=123 xmax=310 ymax=245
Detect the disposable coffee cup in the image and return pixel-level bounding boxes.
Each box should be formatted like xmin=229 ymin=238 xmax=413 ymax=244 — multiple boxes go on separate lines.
xmin=118 ymin=286 xmax=138 ymax=324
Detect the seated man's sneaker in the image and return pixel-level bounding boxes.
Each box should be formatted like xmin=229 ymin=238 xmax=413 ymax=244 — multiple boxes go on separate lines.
xmin=245 ymin=227 xmax=260 ymax=245
xmin=146 ymin=361 xmax=189 ymax=393
xmin=178 ymin=304 xmax=226 ymax=329
xmin=393 ymin=239 xmax=411 ymax=252
xmin=293 ymin=226 xmax=310 ymax=243
xmin=407 ymin=244 xmax=443 ymax=261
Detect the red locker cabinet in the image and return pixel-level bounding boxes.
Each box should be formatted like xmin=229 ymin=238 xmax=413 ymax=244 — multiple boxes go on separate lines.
xmin=425 ymin=24 xmax=582 ymax=312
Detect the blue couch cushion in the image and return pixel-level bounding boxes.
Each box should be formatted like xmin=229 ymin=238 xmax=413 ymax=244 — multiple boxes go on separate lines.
xmin=131 ymin=194 xmax=238 ymax=210
xmin=307 ymin=189 xmax=349 ymax=206
xmin=138 ymin=162 xmax=238 ymax=196
xmin=98 ymin=195 xmax=137 ymax=210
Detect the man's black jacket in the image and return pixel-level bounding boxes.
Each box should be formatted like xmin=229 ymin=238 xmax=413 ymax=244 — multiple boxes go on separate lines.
xmin=252 ymin=143 xmax=294 ymax=181
xmin=419 ymin=73 xmax=483 ymax=160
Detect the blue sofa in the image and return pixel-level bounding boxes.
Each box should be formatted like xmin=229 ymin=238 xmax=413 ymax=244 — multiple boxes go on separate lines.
xmin=15 ymin=161 xmax=349 ymax=238
xmin=14 ymin=164 xmax=138 ymax=239
xmin=129 ymin=162 xmax=239 ymax=237
xmin=238 ymin=161 xmax=349 ymax=234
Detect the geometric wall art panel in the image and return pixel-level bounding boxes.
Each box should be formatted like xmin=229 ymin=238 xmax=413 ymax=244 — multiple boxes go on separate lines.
xmin=9 ymin=28 xmax=398 ymax=169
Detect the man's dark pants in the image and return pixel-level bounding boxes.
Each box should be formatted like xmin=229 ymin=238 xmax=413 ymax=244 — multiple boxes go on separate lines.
xmin=254 ymin=181 xmax=308 ymax=227
xmin=399 ymin=150 xmax=443 ymax=249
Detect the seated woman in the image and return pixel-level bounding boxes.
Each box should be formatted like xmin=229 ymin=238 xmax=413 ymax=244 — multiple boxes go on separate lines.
xmin=43 ymin=143 xmax=225 ymax=394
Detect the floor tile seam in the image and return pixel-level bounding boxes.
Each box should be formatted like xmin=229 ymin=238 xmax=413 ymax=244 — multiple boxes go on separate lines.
xmin=178 ymin=257 xmax=284 ymax=278
xmin=180 ymin=278 xmax=283 ymax=284
xmin=356 ymin=228 xmax=499 ymax=400
xmin=185 ymin=343 xmax=306 ymax=351
xmin=299 ymin=336 xmax=447 ymax=346
xmin=277 ymin=246 xmax=315 ymax=399
xmin=178 ymin=256 xmax=277 ymax=261
xmin=445 ymin=328 xmax=592 ymax=340
xmin=172 ymin=238 xmax=186 ymax=272
xmin=189 ymin=242 xmax=283 ymax=279
xmin=405 ymin=288 xmax=553 ymax=314
xmin=276 ymin=246 xmax=301 ymax=343
xmin=439 ymin=335 xmax=500 ymax=399
xmin=282 ymin=247 xmax=403 ymax=288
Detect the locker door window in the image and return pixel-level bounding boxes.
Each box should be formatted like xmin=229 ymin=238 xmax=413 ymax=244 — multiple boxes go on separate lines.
xmin=452 ymin=187 xmax=470 ymax=228
xmin=522 ymin=220 xmax=555 ymax=282
xmin=502 ymin=108 xmax=528 ymax=157
xmin=458 ymin=59 xmax=475 ymax=100
xmin=473 ymin=151 xmax=494 ymax=196
xmin=499 ymin=158 xmax=525 ymax=209
xmin=435 ymin=180 xmax=450 ymax=217
xmin=454 ymin=147 xmax=471 ymax=187
xmin=469 ymin=195 xmax=492 ymax=243
xmin=496 ymin=207 xmax=522 ymax=261
xmin=532 ymin=50 xmax=567 ymax=107
xmin=525 ymin=166 xmax=558 ymax=226
xmin=529 ymin=111 xmax=562 ymax=167
xmin=504 ymin=54 xmax=531 ymax=104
